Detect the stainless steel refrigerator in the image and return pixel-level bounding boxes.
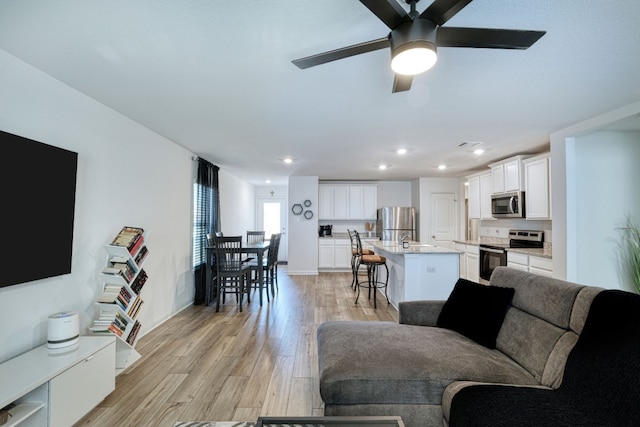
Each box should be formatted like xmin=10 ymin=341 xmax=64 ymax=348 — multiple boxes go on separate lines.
xmin=377 ymin=207 xmax=415 ymax=242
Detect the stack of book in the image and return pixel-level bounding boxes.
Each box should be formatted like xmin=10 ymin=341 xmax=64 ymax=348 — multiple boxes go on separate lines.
xmin=127 ymin=297 xmax=144 ymax=319
xmin=97 ymin=284 xmax=133 ymax=311
xmin=89 ymin=311 xmax=128 ymax=337
xmin=111 ymin=226 xmax=145 ymax=255
xmin=126 ymin=320 xmax=142 ymax=345
xmin=131 ymin=269 xmax=148 ymax=294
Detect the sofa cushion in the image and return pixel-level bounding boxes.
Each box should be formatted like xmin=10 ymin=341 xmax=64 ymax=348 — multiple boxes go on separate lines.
xmin=317 ymin=320 xmax=537 ymax=407
xmin=436 ymin=278 xmax=514 ymax=348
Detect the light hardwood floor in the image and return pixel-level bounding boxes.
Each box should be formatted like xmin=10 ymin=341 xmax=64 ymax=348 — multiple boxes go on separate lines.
xmin=76 ymin=267 xmax=398 ymax=426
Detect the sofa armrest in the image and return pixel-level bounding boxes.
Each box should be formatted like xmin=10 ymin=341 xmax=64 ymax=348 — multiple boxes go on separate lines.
xmin=398 ymin=300 xmax=446 ymax=326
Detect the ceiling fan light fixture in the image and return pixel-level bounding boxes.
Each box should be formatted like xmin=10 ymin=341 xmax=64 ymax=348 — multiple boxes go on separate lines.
xmin=391 ymin=41 xmax=437 ymax=75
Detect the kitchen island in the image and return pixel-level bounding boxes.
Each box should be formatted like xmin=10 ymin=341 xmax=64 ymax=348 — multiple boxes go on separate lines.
xmin=364 ymin=240 xmax=462 ymax=308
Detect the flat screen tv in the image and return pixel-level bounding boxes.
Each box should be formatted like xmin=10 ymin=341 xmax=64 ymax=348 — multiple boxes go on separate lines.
xmin=0 ymin=129 xmax=78 ymax=288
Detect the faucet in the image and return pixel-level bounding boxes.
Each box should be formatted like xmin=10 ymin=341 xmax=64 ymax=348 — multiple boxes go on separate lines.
xmin=398 ymin=232 xmax=411 ymax=246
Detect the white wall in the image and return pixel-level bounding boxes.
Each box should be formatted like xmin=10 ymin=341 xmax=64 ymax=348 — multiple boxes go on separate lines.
xmin=551 ymin=100 xmax=640 ymax=287
xmin=288 ymin=176 xmax=318 ymax=274
xmin=570 ymin=131 xmax=640 ymax=289
xmin=0 ymin=49 xmax=197 ymax=362
xmin=219 ymin=169 xmax=255 ymax=236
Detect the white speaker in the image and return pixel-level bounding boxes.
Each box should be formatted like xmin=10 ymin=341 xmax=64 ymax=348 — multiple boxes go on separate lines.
xmin=47 ymin=311 xmax=80 ymax=349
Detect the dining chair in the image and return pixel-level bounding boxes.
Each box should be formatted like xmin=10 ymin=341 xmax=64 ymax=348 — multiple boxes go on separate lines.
xmin=271 ymin=233 xmax=282 ymax=293
xmin=247 ymin=233 xmax=281 ymax=304
xmin=212 ymin=235 xmax=251 ymax=312
xmin=246 ymin=230 xmax=266 ymax=245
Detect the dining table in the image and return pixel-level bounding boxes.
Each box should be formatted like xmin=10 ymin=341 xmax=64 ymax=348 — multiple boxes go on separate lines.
xmin=204 ymin=240 xmax=271 ymax=306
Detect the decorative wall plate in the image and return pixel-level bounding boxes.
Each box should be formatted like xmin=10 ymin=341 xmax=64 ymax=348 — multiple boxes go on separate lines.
xmin=304 ymin=210 xmax=313 ymax=219
xmin=291 ymin=204 xmax=303 ymax=215
xmin=304 ymin=199 xmax=312 ymax=207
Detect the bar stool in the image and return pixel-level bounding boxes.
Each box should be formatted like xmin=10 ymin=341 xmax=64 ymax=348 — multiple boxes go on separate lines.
xmin=353 ymin=230 xmax=389 ymax=308
xmin=348 ymin=229 xmax=374 ymax=290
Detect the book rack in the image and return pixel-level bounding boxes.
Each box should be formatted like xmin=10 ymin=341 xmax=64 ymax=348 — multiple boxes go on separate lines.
xmin=90 ymin=226 xmax=148 ymax=374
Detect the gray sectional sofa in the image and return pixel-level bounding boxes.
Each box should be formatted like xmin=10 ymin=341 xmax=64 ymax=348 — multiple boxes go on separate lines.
xmin=316 ymin=267 xmax=604 ymax=427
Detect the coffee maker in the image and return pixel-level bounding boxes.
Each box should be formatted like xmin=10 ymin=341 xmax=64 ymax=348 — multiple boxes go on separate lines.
xmin=319 ymin=225 xmax=333 ymax=237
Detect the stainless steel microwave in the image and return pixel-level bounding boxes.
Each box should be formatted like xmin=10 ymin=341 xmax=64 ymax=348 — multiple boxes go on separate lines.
xmin=491 ymin=191 xmax=525 ymax=218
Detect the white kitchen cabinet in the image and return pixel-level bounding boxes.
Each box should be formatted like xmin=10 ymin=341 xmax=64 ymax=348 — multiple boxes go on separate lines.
xmin=529 ymin=255 xmax=553 ymax=277
xmin=490 ymin=155 xmax=529 ymax=193
xmin=318 ymin=184 xmax=377 ymax=220
xmin=362 ymin=185 xmax=378 ymax=220
xmin=318 ymin=239 xmax=334 ymax=268
xmin=0 ymin=336 xmax=115 ymax=427
xmin=454 ymin=243 xmax=467 ymax=279
xmin=333 ymin=239 xmax=351 ymax=269
xmin=507 ymin=252 xmax=529 ymax=271
xmin=333 ymin=186 xmax=350 ymax=219
xmin=467 ymin=175 xmax=481 ymax=219
xmin=466 ymin=245 xmax=480 ymax=282
xmin=480 ymin=173 xmax=494 ymax=219
xmin=507 ymin=251 xmax=553 ymax=277
xmin=467 ymin=172 xmax=493 ymax=220
xmin=524 ymin=153 xmax=551 ymax=220
xmin=318 ymin=238 xmax=351 ymax=270
xmin=318 ymin=185 xmax=334 ymax=220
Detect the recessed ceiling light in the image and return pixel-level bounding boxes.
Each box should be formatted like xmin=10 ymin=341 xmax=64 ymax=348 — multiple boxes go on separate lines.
xmin=265 ymin=179 xmax=271 ymax=184
xmin=464 ymin=182 xmax=469 ymax=186
xmin=396 ymin=148 xmax=407 ymax=155
xmin=438 ymin=164 xmax=447 ymax=170
xmin=474 ymin=149 xmax=485 ymax=155
xmin=378 ymin=164 xmax=388 ymax=170
xmin=283 ymin=158 xmax=293 ymax=164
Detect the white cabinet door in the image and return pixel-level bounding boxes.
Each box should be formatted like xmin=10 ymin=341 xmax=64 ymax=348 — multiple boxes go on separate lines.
xmin=524 ymin=155 xmax=551 ymax=219
xmin=466 ymin=252 xmax=479 ymax=282
xmin=455 ymin=243 xmax=467 ymax=279
xmin=318 ymin=185 xmax=334 ymax=220
xmin=318 ymin=240 xmax=334 ymax=268
xmin=480 ymin=173 xmax=494 ymax=220
xmin=492 ymin=165 xmax=505 ymax=194
xmin=333 ymin=186 xmax=350 ymax=219
xmin=504 ymin=160 xmax=521 ymax=191
xmin=348 ymin=186 xmax=364 ymax=219
xmin=362 ymin=185 xmax=377 ymax=220
xmin=333 ymin=239 xmax=351 ymax=269
xmin=467 ymin=175 xmax=481 ymax=219
xmin=49 ymin=342 xmax=115 ymax=427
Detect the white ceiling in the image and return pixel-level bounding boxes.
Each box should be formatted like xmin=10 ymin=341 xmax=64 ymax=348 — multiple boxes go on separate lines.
xmin=1 ymin=0 xmax=639 ymax=185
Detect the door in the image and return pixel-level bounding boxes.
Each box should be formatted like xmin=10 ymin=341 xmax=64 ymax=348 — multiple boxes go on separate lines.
xmin=429 ymin=193 xmax=457 ymax=247
xmin=257 ymin=197 xmax=287 ymax=262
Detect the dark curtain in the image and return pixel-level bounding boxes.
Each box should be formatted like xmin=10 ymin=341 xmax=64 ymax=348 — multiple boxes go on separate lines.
xmin=193 ymin=158 xmax=220 ymax=305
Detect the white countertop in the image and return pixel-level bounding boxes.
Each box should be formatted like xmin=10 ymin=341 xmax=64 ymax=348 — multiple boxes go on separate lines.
xmin=367 ymin=240 xmax=462 ymax=255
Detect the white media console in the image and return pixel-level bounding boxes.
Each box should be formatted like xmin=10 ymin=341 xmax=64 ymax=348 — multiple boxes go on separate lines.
xmin=0 ymin=336 xmax=115 ymax=427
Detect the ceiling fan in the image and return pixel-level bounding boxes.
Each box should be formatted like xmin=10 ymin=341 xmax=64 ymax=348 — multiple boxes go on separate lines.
xmin=292 ymin=0 xmax=546 ymax=93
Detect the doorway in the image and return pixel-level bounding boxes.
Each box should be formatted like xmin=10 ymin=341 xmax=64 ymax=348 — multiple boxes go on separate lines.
xmin=429 ymin=192 xmax=457 ymax=248
xmin=257 ymin=197 xmax=287 ymax=262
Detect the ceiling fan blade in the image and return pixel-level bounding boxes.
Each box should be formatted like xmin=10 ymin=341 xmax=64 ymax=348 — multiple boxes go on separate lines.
xmin=392 ymin=74 xmax=413 ymax=93
xmin=292 ymin=37 xmax=390 ymax=69
xmin=420 ymin=0 xmax=473 ymax=26
xmin=437 ymin=27 xmax=546 ymax=49
xmin=360 ymin=0 xmax=410 ymax=29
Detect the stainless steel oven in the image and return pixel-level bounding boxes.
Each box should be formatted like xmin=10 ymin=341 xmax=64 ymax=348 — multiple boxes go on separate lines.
xmin=479 ymin=244 xmax=507 ymax=282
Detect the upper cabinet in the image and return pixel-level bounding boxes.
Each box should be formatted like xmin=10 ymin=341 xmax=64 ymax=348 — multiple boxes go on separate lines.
xmin=523 ymin=153 xmax=552 ymax=220
xmin=318 ymin=184 xmax=377 ymax=220
xmin=489 ymin=155 xmax=531 ymax=194
xmin=466 ymin=172 xmax=494 ymax=220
